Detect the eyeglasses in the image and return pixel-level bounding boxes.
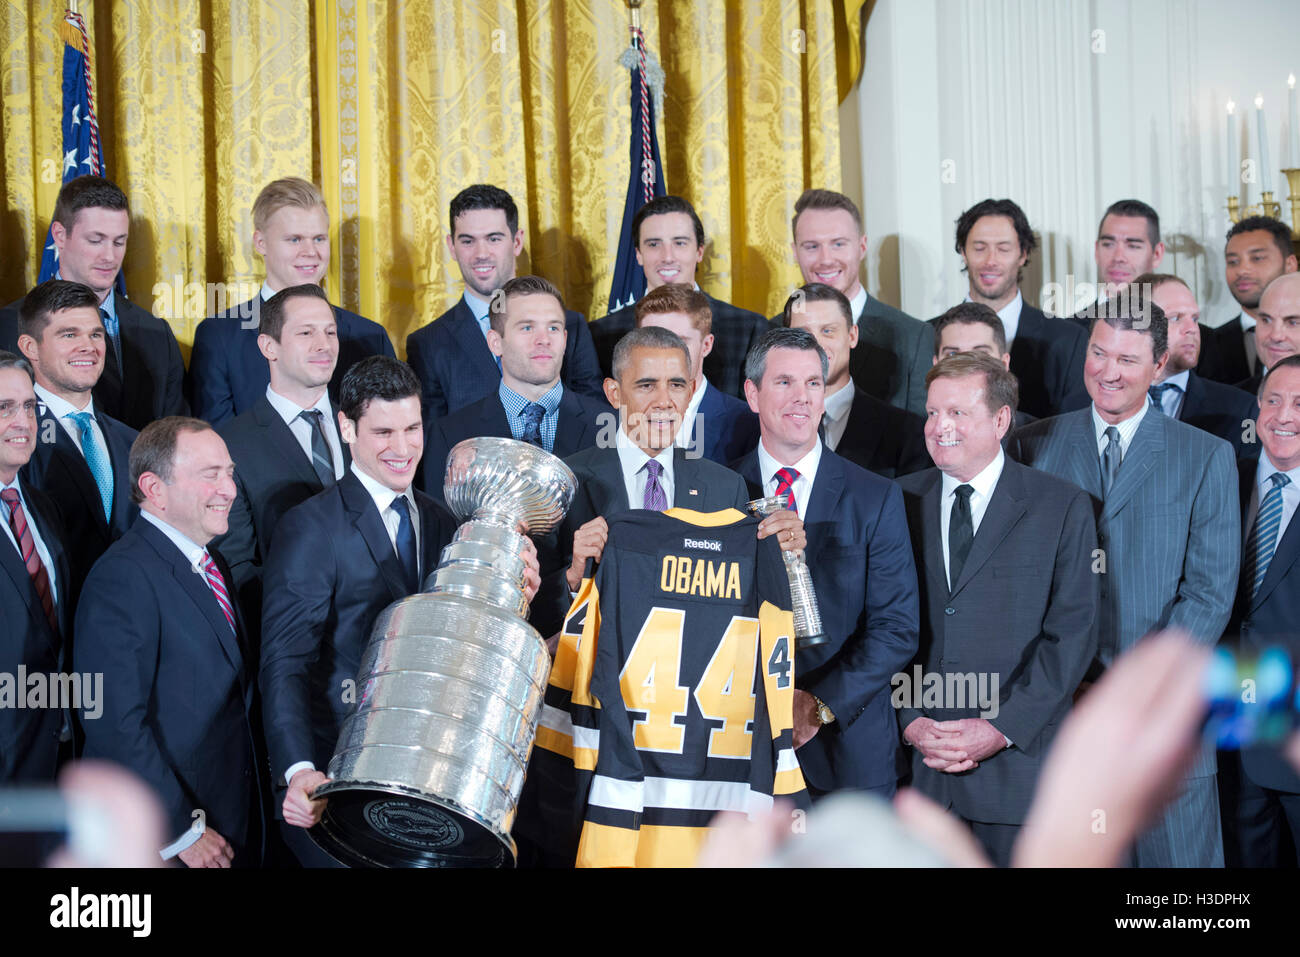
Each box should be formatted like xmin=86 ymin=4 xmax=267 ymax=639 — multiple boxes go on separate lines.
xmin=0 ymin=399 xmax=38 ymax=421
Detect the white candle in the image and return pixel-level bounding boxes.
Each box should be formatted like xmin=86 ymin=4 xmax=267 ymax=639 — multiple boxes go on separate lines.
xmin=1289 ymin=74 xmax=1298 ymax=169
xmin=1228 ymin=100 xmax=1238 ymax=195
xmin=1257 ymin=94 xmax=1273 ymax=194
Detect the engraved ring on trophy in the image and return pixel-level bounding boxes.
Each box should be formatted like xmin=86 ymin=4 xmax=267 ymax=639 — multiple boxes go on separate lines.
xmin=310 ymin=437 xmax=576 ymax=867
xmin=747 ymin=494 xmax=829 ymax=648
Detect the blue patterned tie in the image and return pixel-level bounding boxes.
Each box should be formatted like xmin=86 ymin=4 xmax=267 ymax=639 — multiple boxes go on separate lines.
xmin=69 ymin=411 xmax=113 ymax=521
xmin=520 ymin=402 xmax=545 ymax=448
xmin=99 ymin=307 xmax=122 ymax=372
xmin=1148 ymin=382 xmax=1182 ymax=415
xmin=1244 ymin=473 xmax=1291 ymax=599
xmin=642 ymin=459 xmax=667 ymax=511
xmin=390 ymin=496 xmax=419 ymax=593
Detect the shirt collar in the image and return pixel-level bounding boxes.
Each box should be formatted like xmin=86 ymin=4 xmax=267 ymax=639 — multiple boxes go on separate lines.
xmin=463 ymin=288 xmax=492 ymax=323
xmin=941 ymin=447 xmax=1005 ymax=502
xmin=498 ymin=379 xmax=563 ymax=419
xmin=350 ymin=462 xmax=414 ymax=515
xmin=823 ymin=381 xmax=855 ymax=422
xmin=1240 ymin=311 xmax=1257 ymax=331
xmin=34 ymin=383 xmax=94 ymax=418
xmin=1160 ymin=369 xmax=1191 ymax=392
xmin=259 ymin=282 xmax=276 ymax=302
xmin=139 ymin=509 xmax=209 ymax=571
xmin=1258 ymin=451 xmax=1300 ymax=491
xmin=265 ymin=384 xmax=332 ymax=426
xmin=1091 ymin=397 xmax=1150 ymax=446
xmin=675 ymin=378 xmax=711 ymax=447
xmin=615 ymin=424 xmax=674 ymax=482
xmin=849 ymin=286 xmax=868 ymax=326
xmin=756 ymin=437 xmax=822 ymax=489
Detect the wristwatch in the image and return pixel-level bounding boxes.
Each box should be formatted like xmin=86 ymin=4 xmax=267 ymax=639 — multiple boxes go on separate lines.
xmin=814 ymin=696 xmax=836 ymax=726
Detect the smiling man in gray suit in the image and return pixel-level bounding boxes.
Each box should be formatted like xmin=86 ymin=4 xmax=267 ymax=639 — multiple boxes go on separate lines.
xmin=1009 ymin=289 xmax=1240 ymax=867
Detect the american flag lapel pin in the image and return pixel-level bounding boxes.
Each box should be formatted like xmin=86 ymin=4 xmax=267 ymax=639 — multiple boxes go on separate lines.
xmin=688 ymin=488 xmax=698 ymax=496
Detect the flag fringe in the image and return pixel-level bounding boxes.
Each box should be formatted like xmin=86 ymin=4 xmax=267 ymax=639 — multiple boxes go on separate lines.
xmin=59 ymin=18 xmax=83 ymax=50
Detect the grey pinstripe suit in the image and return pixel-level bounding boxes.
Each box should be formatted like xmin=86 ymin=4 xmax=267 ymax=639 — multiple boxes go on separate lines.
xmin=1009 ymin=406 xmax=1240 ymax=867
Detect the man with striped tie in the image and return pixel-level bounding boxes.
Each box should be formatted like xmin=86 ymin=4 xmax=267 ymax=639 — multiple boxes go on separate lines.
xmin=1221 ymin=354 xmax=1300 ymax=866
xmin=0 ymin=351 xmax=71 ymax=785
xmin=75 ymin=417 xmax=263 ymax=867
xmin=16 ymin=279 xmax=138 ymax=616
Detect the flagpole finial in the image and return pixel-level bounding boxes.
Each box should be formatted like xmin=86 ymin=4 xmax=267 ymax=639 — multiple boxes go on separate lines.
xmin=626 ymin=0 xmax=641 ymax=32
xmin=69 ymin=1 xmax=78 ymax=14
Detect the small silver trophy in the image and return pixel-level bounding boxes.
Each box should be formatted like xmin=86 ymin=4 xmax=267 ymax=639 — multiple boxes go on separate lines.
xmin=747 ymin=494 xmax=829 ymax=648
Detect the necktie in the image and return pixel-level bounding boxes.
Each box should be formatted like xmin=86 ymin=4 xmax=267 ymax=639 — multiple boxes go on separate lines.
xmin=1 ymin=488 xmax=59 ymax=637
xmin=298 ymin=409 xmax=337 ymax=487
xmin=774 ymin=466 xmax=800 ymax=515
xmin=390 ymin=496 xmax=419 ymax=592
xmin=1148 ymin=382 xmax=1182 ymax=415
xmin=1100 ymin=426 xmax=1122 ymax=497
xmin=643 ymin=459 xmax=668 ymax=511
xmin=100 ymin=307 xmax=122 ymax=374
xmin=520 ymin=402 xmax=546 ymax=448
xmin=948 ymin=483 xmax=974 ymax=589
xmin=1244 ymin=473 xmax=1291 ymax=599
xmin=68 ymin=411 xmax=114 ymax=521
xmin=201 ymin=551 xmax=237 ymax=634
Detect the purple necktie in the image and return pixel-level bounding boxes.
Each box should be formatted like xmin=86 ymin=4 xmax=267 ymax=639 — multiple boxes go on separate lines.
xmin=643 ymin=459 xmax=667 ymax=511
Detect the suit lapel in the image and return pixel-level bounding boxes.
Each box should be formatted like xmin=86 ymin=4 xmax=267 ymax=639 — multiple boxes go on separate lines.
xmin=0 ymin=500 xmax=60 ymax=651
xmin=672 ymin=448 xmax=709 ymax=508
xmin=1063 ymin=410 xmax=1104 ymax=500
xmin=40 ymin=405 xmax=111 ymax=536
xmin=1102 ymin=411 xmax=1164 ymax=520
xmin=913 ymin=469 xmax=949 ymax=597
xmin=1179 ymin=372 xmax=1205 ymax=422
xmin=949 ymin=461 xmax=1029 ymax=598
xmin=450 ymin=297 xmax=500 ymax=380
xmin=553 ymin=391 xmax=589 ymax=458
xmin=340 ymin=472 xmax=409 ymax=602
xmin=253 ymin=398 xmax=328 ymax=491
xmin=804 ymin=447 xmax=845 ymax=528
xmin=838 ymin=389 xmax=884 ymax=465
xmin=736 ymin=449 xmax=764 ymax=499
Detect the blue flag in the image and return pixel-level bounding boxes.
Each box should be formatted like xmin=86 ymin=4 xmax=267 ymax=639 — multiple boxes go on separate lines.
xmin=607 ymin=34 xmax=666 ymax=315
xmin=39 ymin=11 xmax=124 ymax=296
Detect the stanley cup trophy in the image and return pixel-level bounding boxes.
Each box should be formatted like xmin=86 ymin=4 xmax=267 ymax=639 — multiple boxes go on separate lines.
xmin=310 ymin=437 xmax=576 ymax=867
xmin=747 ymin=495 xmax=828 ymax=648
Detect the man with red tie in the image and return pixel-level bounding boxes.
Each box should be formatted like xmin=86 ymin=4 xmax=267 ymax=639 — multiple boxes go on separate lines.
xmin=74 ymin=417 xmax=263 ymax=867
xmin=0 ymin=351 xmax=71 ymax=785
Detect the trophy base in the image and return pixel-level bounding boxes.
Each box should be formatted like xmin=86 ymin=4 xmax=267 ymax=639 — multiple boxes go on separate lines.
xmin=796 ymin=632 xmax=830 ymax=649
xmin=309 ymin=782 xmax=515 ymax=868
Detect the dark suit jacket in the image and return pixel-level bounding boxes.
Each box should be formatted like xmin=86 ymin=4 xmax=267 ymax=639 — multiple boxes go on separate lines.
xmin=188 ymin=297 xmax=395 ymax=427
xmin=896 ymin=460 xmax=1099 ymax=824
xmin=1 ymin=293 xmax=186 ymax=431
xmin=1227 ymin=457 xmax=1300 ymax=794
xmin=590 ymin=293 xmax=770 ymax=399
xmin=260 ymin=471 xmax=457 ymax=782
xmin=850 ymin=295 xmax=934 ymax=418
xmin=1197 ymin=316 xmax=1254 ymax=386
xmin=691 ymin=381 xmax=760 ymax=465
xmin=736 ymin=446 xmax=920 ymax=791
xmin=1008 ymin=304 xmax=1090 ymax=417
xmin=419 ymin=386 xmax=613 ymax=501
xmin=212 ymin=395 xmax=352 ymax=623
xmin=0 ymin=483 xmax=70 ymax=783
xmin=1177 ymin=370 xmax=1259 ymax=458
xmin=832 ymin=385 xmax=929 ymax=479
xmin=405 ymin=296 xmax=604 ymax=423
xmin=21 ymin=403 xmax=137 ymax=611
xmin=74 ymin=520 xmax=261 ymax=860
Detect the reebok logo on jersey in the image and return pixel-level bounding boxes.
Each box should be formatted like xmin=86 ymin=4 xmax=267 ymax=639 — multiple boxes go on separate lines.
xmin=682 ymin=537 xmax=722 ymax=552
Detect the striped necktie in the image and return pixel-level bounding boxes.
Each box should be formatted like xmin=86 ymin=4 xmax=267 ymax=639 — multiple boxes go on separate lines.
xmin=1244 ymin=473 xmax=1291 ymax=599
xmin=1 ymin=488 xmax=59 ymax=637
xmin=774 ymin=466 xmax=800 ymax=515
xmin=201 ymin=551 xmax=237 ymax=634
xmin=298 ymin=409 xmax=337 ymax=487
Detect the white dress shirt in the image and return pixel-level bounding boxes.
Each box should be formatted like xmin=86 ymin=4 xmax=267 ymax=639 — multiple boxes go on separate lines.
xmin=138 ymin=509 xmax=217 ymax=860
xmin=755 ymin=439 xmax=822 ymax=518
xmin=822 ymin=381 xmax=856 ymax=452
xmin=34 ymin=384 xmax=104 ymax=457
xmin=0 ymin=475 xmax=59 ymax=606
xmin=675 ymin=377 xmax=712 ymax=453
xmin=939 ymin=449 xmax=1006 ymax=589
xmin=1091 ymin=399 xmax=1150 ymax=461
xmin=1153 ymin=369 xmax=1190 ymax=419
xmin=263 ymin=385 xmax=345 ymax=480
xmin=1240 ymin=311 xmax=1259 ymax=376
xmin=615 ymin=426 xmax=675 ymax=508
xmin=1244 ymin=451 xmax=1300 ymax=547
xmin=849 ymin=286 xmax=868 ymax=327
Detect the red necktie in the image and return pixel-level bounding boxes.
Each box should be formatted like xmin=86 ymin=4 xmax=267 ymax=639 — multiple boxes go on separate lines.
xmin=774 ymin=466 xmax=800 ymax=515
xmin=202 ymin=551 xmax=237 ymax=633
xmin=1 ymin=488 xmax=59 ymax=638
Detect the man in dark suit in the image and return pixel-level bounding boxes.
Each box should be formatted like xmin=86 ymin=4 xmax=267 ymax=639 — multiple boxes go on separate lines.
xmin=16 ymin=280 xmax=137 ymax=611
xmin=0 ymin=176 xmax=186 ymax=430
xmin=405 ymin=184 xmax=603 ymax=423
xmin=933 ymin=303 xmax=1035 ymax=434
xmin=75 ymin=416 xmax=262 ymax=867
xmin=896 ymin=352 xmax=1099 ymax=865
xmin=1066 ymin=199 xmax=1165 ymax=328
xmin=422 ymin=275 xmax=611 ymax=500
xmin=1009 ymin=292 xmax=1239 ymax=867
xmin=589 ymin=195 xmax=769 ymax=399
xmin=782 ymin=283 xmax=927 ymax=478
xmin=1221 ymin=355 xmax=1300 ymax=866
xmin=260 ymin=356 xmax=540 ymax=866
xmin=188 ymin=177 xmax=395 ymax=426
xmin=1140 ymin=272 xmax=1258 ymax=457
xmin=951 ymin=198 xmax=1088 ymax=417
xmin=633 ymin=282 xmax=759 ymax=465
xmin=734 ymin=327 xmax=920 ymax=798
xmin=786 ymin=189 xmax=933 ymax=417
xmin=1197 ymin=217 xmax=1297 ymax=386
xmin=211 ymin=284 xmax=349 ymax=630
xmin=0 ymin=352 xmax=71 ymax=785
xmin=1240 ymin=273 xmax=1300 ymax=397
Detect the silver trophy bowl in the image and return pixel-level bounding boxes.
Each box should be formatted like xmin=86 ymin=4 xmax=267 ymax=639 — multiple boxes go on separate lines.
xmin=311 ymin=438 xmax=576 ymax=867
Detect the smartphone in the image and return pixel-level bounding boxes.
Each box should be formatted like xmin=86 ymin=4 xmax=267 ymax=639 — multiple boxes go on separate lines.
xmin=1205 ymin=645 xmax=1299 ymax=750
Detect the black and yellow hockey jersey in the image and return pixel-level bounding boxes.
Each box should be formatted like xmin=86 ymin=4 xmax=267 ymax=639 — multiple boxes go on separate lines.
xmin=528 ymin=507 xmax=808 ymax=867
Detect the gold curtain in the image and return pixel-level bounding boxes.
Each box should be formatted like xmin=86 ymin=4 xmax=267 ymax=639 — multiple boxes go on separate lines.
xmin=1 ymin=0 xmax=866 ymax=356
